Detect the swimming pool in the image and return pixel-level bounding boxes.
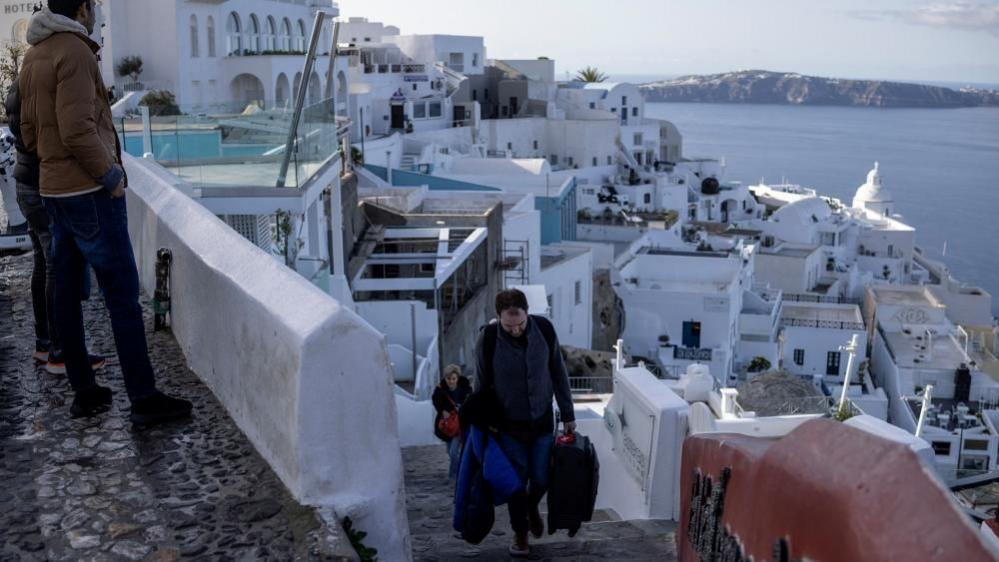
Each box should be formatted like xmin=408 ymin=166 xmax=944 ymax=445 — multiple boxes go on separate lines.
xmin=120 ymin=129 xmax=273 ymax=161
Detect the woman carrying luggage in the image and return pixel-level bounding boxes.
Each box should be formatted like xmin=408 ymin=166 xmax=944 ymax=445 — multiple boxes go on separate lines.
xmin=433 ymin=364 xmax=472 ymax=480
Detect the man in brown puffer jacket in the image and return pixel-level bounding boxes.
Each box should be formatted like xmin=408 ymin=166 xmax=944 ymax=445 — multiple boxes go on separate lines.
xmin=19 ymin=0 xmax=192 ymax=425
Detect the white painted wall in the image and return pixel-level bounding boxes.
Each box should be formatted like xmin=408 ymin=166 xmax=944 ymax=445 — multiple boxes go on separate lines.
xmin=782 ymin=325 xmax=868 ymax=379
xmin=537 ymin=247 xmax=593 ymax=349
xmin=596 ymin=366 xmax=689 ymax=520
xmin=123 ymin=155 xmax=411 ymax=560
xmin=395 ymin=395 xmax=438 ymax=447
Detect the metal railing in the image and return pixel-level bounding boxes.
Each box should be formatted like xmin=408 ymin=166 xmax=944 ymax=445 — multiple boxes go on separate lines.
xmin=783 ymin=293 xmax=861 ymax=305
xmin=785 ymin=318 xmax=865 ymax=331
xmin=569 ymin=376 xmax=614 ymax=394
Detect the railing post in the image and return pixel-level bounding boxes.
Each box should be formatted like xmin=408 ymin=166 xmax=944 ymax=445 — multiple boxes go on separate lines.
xmin=277 ymin=11 xmax=329 ymax=187
xmin=614 ymin=339 xmax=624 ymax=372
xmin=915 ymin=385 xmax=934 ymax=438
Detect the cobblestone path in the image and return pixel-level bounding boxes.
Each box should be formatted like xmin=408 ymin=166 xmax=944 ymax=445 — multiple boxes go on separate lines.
xmin=403 ymin=445 xmax=677 ymax=561
xmin=0 ymin=253 xmax=336 ymax=561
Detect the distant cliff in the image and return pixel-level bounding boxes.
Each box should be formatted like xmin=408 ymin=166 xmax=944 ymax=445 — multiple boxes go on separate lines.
xmin=639 ymin=70 xmax=999 ymax=108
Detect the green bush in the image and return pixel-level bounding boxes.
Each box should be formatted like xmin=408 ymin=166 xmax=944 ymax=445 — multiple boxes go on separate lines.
xmin=342 ymin=517 xmax=377 ymax=561
xmin=139 ymin=90 xmax=181 ymax=117
xmin=747 ymin=356 xmax=772 ymax=373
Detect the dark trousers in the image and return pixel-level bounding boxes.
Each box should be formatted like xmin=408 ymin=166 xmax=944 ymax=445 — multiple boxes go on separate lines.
xmin=17 ymin=184 xmax=59 ymax=350
xmin=43 ymin=190 xmax=157 ymax=402
xmin=496 ymin=432 xmax=554 ymax=535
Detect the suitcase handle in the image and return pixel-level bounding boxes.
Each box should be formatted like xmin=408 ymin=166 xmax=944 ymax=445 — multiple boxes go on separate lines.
xmin=556 ymin=432 xmax=576 ymax=446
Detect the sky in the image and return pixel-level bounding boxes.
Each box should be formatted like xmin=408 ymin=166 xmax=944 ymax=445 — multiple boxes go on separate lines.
xmin=337 ymin=0 xmax=999 ymax=85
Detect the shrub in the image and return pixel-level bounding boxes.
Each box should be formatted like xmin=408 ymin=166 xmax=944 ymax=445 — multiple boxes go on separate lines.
xmin=116 ymin=55 xmax=143 ymax=82
xmin=747 ymin=356 xmax=772 ymax=373
xmin=139 ymin=90 xmax=181 ymax=117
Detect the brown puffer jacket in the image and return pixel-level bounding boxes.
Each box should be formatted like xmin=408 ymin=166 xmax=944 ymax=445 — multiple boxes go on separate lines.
xmin=19 ymin=9 xmax=123 ymax=197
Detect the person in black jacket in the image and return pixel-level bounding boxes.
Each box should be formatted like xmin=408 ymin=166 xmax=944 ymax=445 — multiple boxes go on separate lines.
xmin=475 ymin=289 xmax=575 ymax=557
xmin=433 ymin=364 xmax=472 ymax=481
xmin=5 ymin=77 xmax=104 ymax=374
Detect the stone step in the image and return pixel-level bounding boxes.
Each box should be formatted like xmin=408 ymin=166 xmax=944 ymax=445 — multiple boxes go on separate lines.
xmin=403 ymin=444 xmax=677 ymax=560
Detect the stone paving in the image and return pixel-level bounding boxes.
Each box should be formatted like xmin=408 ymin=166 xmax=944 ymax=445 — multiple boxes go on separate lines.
xmin=403 ymin=445 xmax=677 ymax=561
xmin=0 ymin=252 xmax=344 ymax=561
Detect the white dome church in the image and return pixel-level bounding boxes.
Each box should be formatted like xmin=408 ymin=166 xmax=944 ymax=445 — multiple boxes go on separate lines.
xmin=852 ymin=162 xmax=894 ymax=216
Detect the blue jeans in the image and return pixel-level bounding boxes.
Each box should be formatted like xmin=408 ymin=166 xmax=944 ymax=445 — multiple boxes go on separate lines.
xmin=495 ymin=432 xmax=554 ymax=534
xmin=448 ymin=436 xmax=462 ymax=480
xmin=43 ymin=190 xmax=157 ymax=402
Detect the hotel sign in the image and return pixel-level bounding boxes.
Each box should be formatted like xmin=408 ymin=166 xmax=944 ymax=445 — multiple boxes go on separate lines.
xmin=403 ymin=75 xmax=429 ymax=82
xmin=674 ymin=347 xmax=712 ymax=361
xmin=3 ymin=2 xmax=38 ymax=14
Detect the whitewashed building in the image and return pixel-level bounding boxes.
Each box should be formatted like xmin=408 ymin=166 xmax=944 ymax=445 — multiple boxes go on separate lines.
xmin=95 ymin=0 xmax=347 ymax=112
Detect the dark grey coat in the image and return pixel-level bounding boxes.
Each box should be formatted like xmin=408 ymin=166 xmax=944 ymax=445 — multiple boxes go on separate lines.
xmin=474 ymin=315 xmax=575 ymax=433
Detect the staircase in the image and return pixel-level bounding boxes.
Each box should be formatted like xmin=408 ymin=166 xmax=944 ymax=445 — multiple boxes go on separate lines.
xmin=403 ymin=445 xmax=677 ymax=561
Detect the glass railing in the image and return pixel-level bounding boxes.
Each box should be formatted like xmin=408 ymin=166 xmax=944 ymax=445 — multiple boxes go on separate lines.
xmin=117 ymin=97 xmax=348 ymax=191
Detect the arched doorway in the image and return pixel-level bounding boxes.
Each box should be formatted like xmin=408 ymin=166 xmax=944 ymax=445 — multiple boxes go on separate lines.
xmin=307 ymin=72 xmax=321 ymax=105
xmin=720 ymin=198 xmax=738 ymax=223
xmin=275 ymin=73 xmax=290 ymax=108
xmin=292 ymin=72 xmax=303 ymax=101
xmin=230 ymin=73 xmax=265 ymax=111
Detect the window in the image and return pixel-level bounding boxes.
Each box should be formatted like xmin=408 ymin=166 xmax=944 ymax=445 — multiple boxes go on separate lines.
xmin=550 ymin=154 xmax=558 ymax=165
xmin=793 ymin=349 xmax=805 ymax=366
xmin=607 ymin=156 xmax=613 ymax=165
xmin=297 ymin=20 xmax=307 ymax=51
xmin=682 ymin=321 xmax=701 ymax=348
xmin=932 ymin=441 xmax=951 ymax=456
xmin=532 ymin=140 xmax=538 ymax=150
xmin=506 ymin=142 xmax=513 ymax=150
xmin=633 ymin=133 xmax=643 ymax=146
xmin=620 ymin=110 xmax=626 ymax=124
xmin=428 ymin=102 xmax=442 ymax=118
xmin=632 ymin=107 xmax=638 ymax=117
xmin=225 ymin=12 xmax=241 ymax=55
xmin=644 ymin=193 xmax=651 ymax=204
xmin=589 ymin=102 xmax=595 ymax=109
xmin=592 ymin=157 xmax=598 ymax=166
xmin=472 ymin=52 xmax=479 ymax=67
xmin=484 ymin=88 xmax=489 ymax=100
xmin=207 ymin=16 xmax=216 ymax=57
xmin=501 ymin=106 xmax=508 ymax=116
xmin=413 ymin=103 xmax=426 ymax=119
xmin=966 ymin=440 xmax=989 ymax=451
xmin=472 ymin=89 xmax=477 ymax=101
xmin=190 ymin=15 xmax=199 ymax=57
xmin=281 ymin=18 xmax=292 ymax=51
xmin=622 ymin=96 xmax=627 ymax=105
xmin=575 ymin=281 xmax=582 ymax=305
xmin=248 ymin=14 xmax=260 ymax=52
xmin=610 ymin=107 xmax=616 ymax=112
xmin=567 ymin=156 xmax=574 ymax=167
xmin=265 ymin=16 xmax=276 ymax=51
xmin=412 ymin=83 xmax=418 ymax=91
xmin=364 ymin=36 xmax=371 ymax=42
xmin=826 ymin=351 xmax=841 ymax=375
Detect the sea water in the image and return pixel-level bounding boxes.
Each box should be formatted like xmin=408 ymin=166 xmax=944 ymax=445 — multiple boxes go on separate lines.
xmin=645 ymin=102 xmax=999 ymax=317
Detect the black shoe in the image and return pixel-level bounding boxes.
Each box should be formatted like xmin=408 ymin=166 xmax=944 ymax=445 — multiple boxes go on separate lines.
xmin=129 ymin=392 xmax=192 ymax=425
xmin=70 ymin=385 xmax=113 ymax=418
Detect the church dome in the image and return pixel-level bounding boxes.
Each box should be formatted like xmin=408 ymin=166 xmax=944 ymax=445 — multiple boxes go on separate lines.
xmin=852 ymin=162 xmax=893 ymax=209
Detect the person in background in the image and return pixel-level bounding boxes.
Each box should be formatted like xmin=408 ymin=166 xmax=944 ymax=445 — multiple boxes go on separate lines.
xmin=6 ymin=76 xmax=105 ymax=375
xmin=475 ymin=289 xmax=576 ymax=557
xmin=433 ymin=363 xmax=472 ymax=481
xmin=19 ymin=0 xmax=192 ymax=424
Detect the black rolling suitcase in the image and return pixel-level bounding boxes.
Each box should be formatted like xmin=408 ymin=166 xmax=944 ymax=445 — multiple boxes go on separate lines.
xmin=547 ymin=431 xmax=599 ymax=537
